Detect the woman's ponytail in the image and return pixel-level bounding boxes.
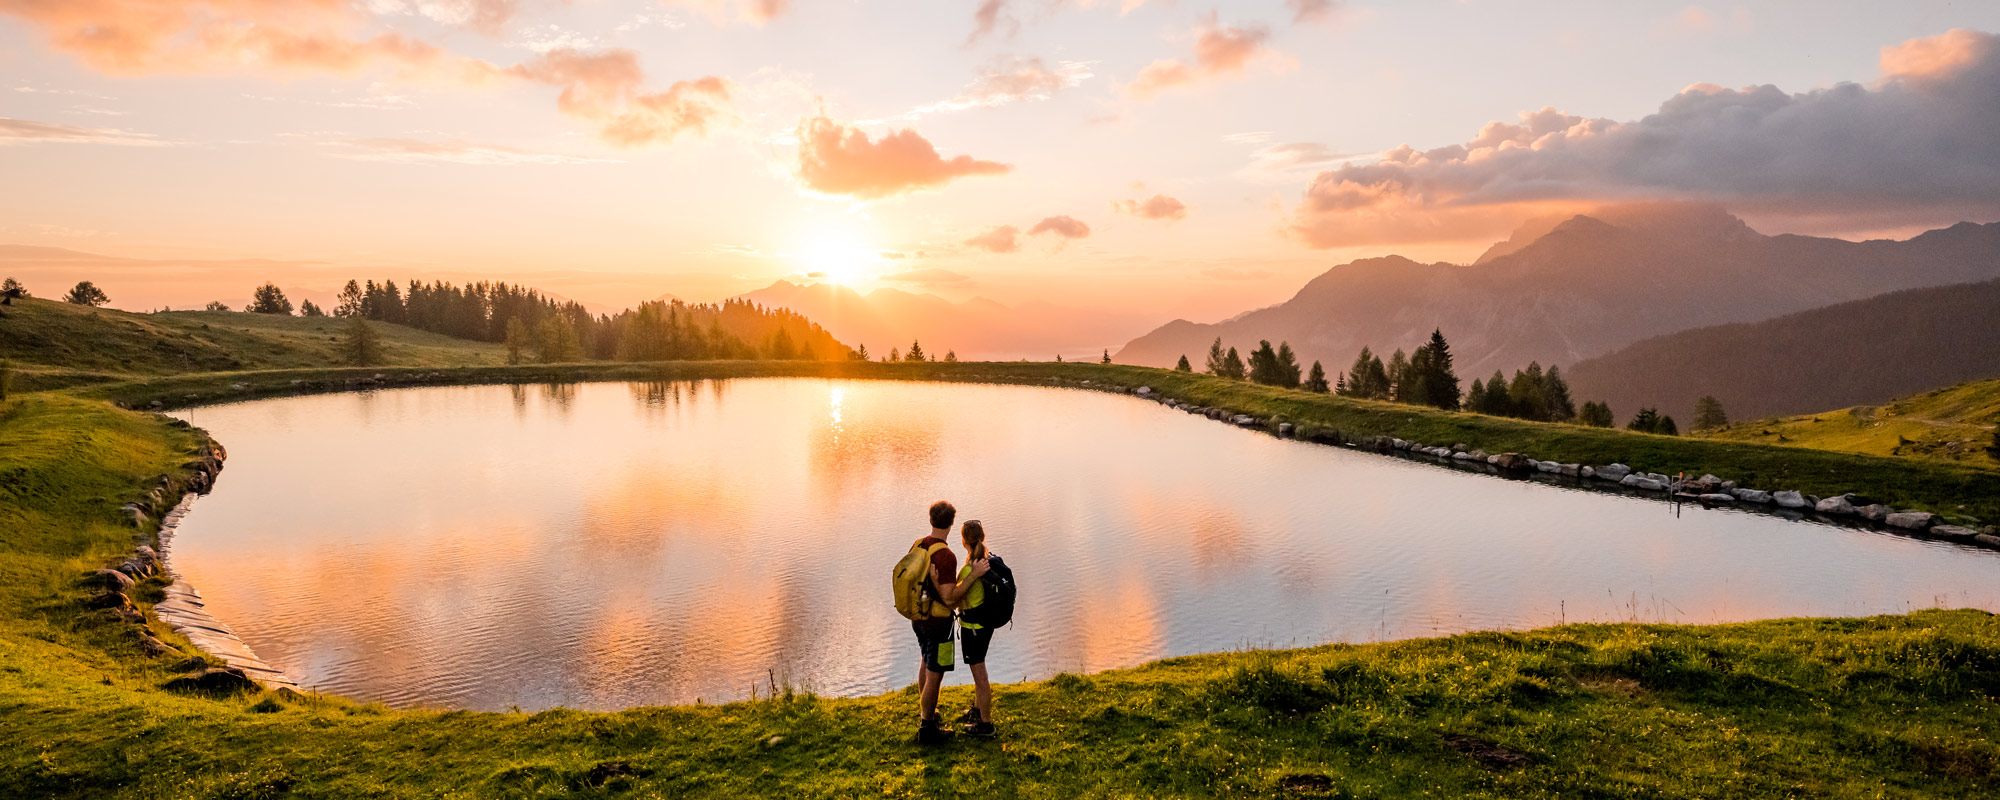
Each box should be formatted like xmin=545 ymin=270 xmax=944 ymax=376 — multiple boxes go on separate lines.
xmin=961 ymin=520 xmax=988 ymax=563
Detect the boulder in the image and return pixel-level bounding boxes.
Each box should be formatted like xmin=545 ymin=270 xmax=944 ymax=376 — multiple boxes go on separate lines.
xmin=135 ymin=545 xmax=159 ymax=564
xmin=1537 ymin=461 xmax=1560 ymax=473
xmin=1451 ymin=451 xmax=1475 ymax=461
xmin=1595 ymin=464 xmax=1633 ymax=482
xmin=137 ymin=634 xmax=176 ymax=657
xmin=90 ymin=568 xmax=135 ymax=593
xmin=1885 ymin=511 xmax=1939 ymax=530
xmin=1730 ymin=489 xmax=1773 ymax=504
xmin=1857 ymin=504 xmax=1893 ymax=522
xmin=1136 ymin=386 xmax=1152 ymax=395
xmin=1559 ymin=463 xmax=1582 ymax=477
xmin=1699 ymin=493 xmax=1737 ymax=504
xmin=1231 ymin=415 xmax=1255 ymax=426
xmin=121 ymin=504 xmax=147 ymax=527
xmin=1452 ymin=443 xmax=1469 ymax=453
xmin=1721 ymin=481 xmax=1738 ymax=491
xmin=1494 ymin=454 xmax=1532 ymax=471
xmin=1814 ymin=496 xmax=1858 ymax=516
xmin=1632 ymin=478 xmax=1667 ymax=492
xmin=1468 ymin=450 xmax=1488 ymax=461
xmin=1696 ymin=474 xmax=1724 ymax=492
xmin=1581 ymin=466 xmax=1595 ymax=478
xmin=1976 ymin=534 xmax=2000 ymax=549
xmin=163 ymin=667 xmax=258 ymax=694
xmin=1930 ymin=524 xmax=1980 ymax=541
xmin=87 ymin=590 xmax=132 ymax=610
xmin=1277 ymin=423 xmax=1294 ymax=436
xmin=1773 ymin=491 xmax=1810 ymax=509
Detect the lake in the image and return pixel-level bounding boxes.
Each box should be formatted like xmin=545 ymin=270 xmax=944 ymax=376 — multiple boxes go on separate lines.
xmin=167 ymin=378 xmax=2000 ymax=711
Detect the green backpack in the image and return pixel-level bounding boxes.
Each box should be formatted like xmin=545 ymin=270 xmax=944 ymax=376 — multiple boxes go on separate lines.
xmin=892 ymin=542 xmax=950 ymax=621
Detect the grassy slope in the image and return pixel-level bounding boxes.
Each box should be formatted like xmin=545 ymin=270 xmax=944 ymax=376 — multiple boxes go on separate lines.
xmin=1703 ymin=378 xmax=2000 ymax=468
xmin=0 ymin=297 xmax=504 ymax=390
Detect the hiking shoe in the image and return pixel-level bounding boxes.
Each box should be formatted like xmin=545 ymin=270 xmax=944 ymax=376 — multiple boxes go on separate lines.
xmin=954 ymin=705 xmax=982 ymax=725
xmin=916 ymin=719 xmax=953 ymax=745
xmin=962 ymin=720 xmax=997 ymax=739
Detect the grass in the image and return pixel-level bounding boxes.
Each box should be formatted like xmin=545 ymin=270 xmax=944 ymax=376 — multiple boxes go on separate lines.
xmin=1704 ymin=378 xmax=2000 ymax=469
xmin=4 ymin=309 xmax=2000 ymax=796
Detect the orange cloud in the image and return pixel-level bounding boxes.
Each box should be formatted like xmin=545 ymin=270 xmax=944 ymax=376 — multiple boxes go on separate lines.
xmin=1130 ymin=14 xmax=1278 ymax=98
xmin=1 ymin=117 xmax=166 ymax=146
xmin=1287 ymin=0 xmax=1339 ymax=23
xmin=968 ymin=0 xmax=1016 ymax=44
xmin=1114 ymin=194 xmax=1187 ymax=221
xmin=794 ymin=114 xmax=1011 ymax=199
xmin=663 ymin=0 xmax=789 ymax=25
xmin=964 ymin=225 xmax=1021 ymax=253
xmin=1880 ymin=27 xmax=1995 ymax=84
xmin=914 ymin=58 xmax=1093 ymax=115
xmin=509 ymin=49 xmax=733 ymax=147
xmin=1028 ymin=215 xmax=1091 ymax=238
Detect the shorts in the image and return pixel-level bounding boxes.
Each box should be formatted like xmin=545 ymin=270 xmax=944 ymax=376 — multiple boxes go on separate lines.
xmin=959 ymin=624 xmax=994 ymax=666
xmin=913 ymin=617 xmax=955 ymax=673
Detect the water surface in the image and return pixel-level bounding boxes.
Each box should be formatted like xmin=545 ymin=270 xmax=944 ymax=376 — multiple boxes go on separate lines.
xmin=169 ymin=379 xmax=2000 ymax=711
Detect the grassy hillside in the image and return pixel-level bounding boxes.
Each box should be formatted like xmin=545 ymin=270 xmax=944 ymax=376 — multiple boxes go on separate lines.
xmin=2 ymin=392 xmax=1997 ymax=797
xmin=0 ymin=296 xmax=505 ymax=389
xmin=1703 ymin=378 xmax=2000 ymax=468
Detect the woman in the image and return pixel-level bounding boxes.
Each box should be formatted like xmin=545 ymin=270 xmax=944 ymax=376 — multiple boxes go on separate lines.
xmin=954 ymin=520 xmax=998 ymax=737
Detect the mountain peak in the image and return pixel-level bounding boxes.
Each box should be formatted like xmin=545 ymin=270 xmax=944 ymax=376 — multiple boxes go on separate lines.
xmin=1475 ymin=202 xmax=1758 ymax=264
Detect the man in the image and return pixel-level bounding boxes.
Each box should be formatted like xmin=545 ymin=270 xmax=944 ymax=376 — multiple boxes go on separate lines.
xmin=911 ymin=500 xmax=985 ymax=744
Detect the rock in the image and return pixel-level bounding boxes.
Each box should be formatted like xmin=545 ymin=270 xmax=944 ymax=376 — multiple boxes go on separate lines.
xmin=1486 ymin=455 xmax=1501 ymax=465
xmin=1277 ymin=423 xmax=1294 ymax=436
xmin=1595 ymin=464 xmax=1633 ymax=482
xmin=1773 ymin=491 xmax=1809 ymax=509
xmin=99 ymin=607 xmax=145 ymax=624
xmin=90 ymin=568 xmax=136 ymax=593
xmin=1976 ymin=534 xmax=2000 ymax=549
xmin=1136 ymin=386 xmax=1152 ymax=395
xmin=1536 ymin=461 xmax=1560 ymax=473
xmin=137 ymin=634 xmax=176 ymax=657
xmin=1699 ymin=493 xmax=1737 ymax=504
xmin=87 ymin=590 xmax=132 ymax=610
xmin=1814 ymin=496 xmax=1858 ymax=516
xmin=1857 ymin=504 xmax=1892 ymax=522
xmin=135 ymin=545 xmax=159 ymax=564
xmin=1721 ymin=481 xmax=1737 ymax=491
xmin=1696 ymin=474 xmax=1724 ymax=492
xmin=1635 ymin=478 xmax=1667 ymax=491
xmin=1452 ymin=443 xmax=1469 ymax=453
xmin=1885 ymin=511 xmax=1939 ymax=530
xmin=1391 ymin=439 xmax=1409 ymax=450
xmin=121 ymin=503 xmax=147 ymax=527
xmin=1731 ymin=489 xmax=1773 ymax=504
xmin=163 ymin=667 xmax=258 ymax=694
xmin=1559 ymin=463 xmax=1582 ymax=477
xmin=1231 ymin=415 xmax=1255 ymax=426
xmin=1452 ymin=451 xmax=1475 ymax=461
xmin=1931 ymin=524 xmax=1980 ymax=541
xmin=1581 ymin=466 xmax=1595 ymax=478
xmin=229 ymin=382 xmax=249 ymax=391
xmin=1494 ymin=453 xmax=1532 ymax=471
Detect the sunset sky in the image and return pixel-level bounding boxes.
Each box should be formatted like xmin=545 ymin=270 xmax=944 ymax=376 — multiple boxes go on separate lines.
xmin=5 ymin=1 xmax=1999 ymax=318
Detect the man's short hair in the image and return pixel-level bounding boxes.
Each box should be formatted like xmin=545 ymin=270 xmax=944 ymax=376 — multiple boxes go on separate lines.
xmin=929 ymin=501 xmax=957 ymax=530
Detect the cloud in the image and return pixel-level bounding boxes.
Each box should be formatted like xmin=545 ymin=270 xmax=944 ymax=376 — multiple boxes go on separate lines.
xmin=1130 ymin=14 xmax=1280 ymax=98
xmin=659 ymin=0 xmax=788 ymax=25
xmin=507 ymin=49 xmax=732 ymax=147
xmin=333 ymin=138 xmax=622 ymax=165
xmin=1289 ymin=28 xmax=2000 ymax=248
xmin=881 ymin=268 xmax=972 ymax=287
xmin=913 ymin=58 xmax=1094 ymax=115
xmin=1114 ymin=193 xmax=1187 ymax=221
xmin=368 ymin=0 xmax=521 ymax=34
xmin=968 ymin=0 xmax=1017 ymax=44
xmin=0 ymin=117 xmax=165 ymax=146
xmin=1028 ymin=215 xmax=1091 ymax=238
xmin=1243 ymin=141 xmax=1366 ymax=177
xmin=794 ymin=113 xmax=1011 ymax=199
xmin=1287 ymin=0 xmax=1340 ymax=24
xmin=964 ymin=226 xmax=1021 ymax=253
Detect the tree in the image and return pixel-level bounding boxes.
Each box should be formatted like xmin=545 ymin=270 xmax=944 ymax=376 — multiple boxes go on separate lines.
xmin=1303 ymin=360 xmax=1330 ymax=393
xmin=1508 ymin=363 xmax=1549 ymax=421
xmin=1693 ymin=395 xmax=1729 ymax=430
xmin=945 ymin=350 xmax=958 ymax=362
xmin=536 ymin=316 xmax=582 ymax=363
xmin=854 ymin=343 xmax=870 ymax=361
xmin=767 ymin=328 xmax=798 ymax=360
xmin=1418 ymin=329 xmax=1461 ymax=410
xmin=342 ymin=317 xmax=384 ymax=366
xmin=889 ymin=347 xmax=900 ymax=362
xmin=1175 ymin=354 xmax=1192 ymax=372
xmin=1543 ymin=365 xmax=1577 ymax=422
xmin=1204 ymin=338 xmax=1228 ymax=376
xmin=64 ymin=281 xmax=109 ymax=307
xmin=1221 ymin=347 xmax=1246 ymax=380
xmin=1627 ymin=407 xmax=1679 ymax=436
xmin=1385 ymin=349 xmax=1411 ymax=402
xmin=1275 ymin=341 xmax=1302 ymax=389
xmin=1054 ymin=353 xmax=1061 ymax=362
xmin=1 ymin=277 xmax=25 ymax=296
xmin=1473 ymin=370 xmax=1511 ymax=415
xmin=248 ymin=283 xmax=294 ymax=315
xmin=1578 ymin=400 xmax=1615 ymax=428
xmin=503 ymin=317 xmax=530 ymax=365
xmin=906 ymin=340 xmax=926 ymax=362
xmin=204 ymin=301 xmax=230 ymax=312
xmin=1101 ymin=349 xmax=1111 ymax=364
xmin=299 ymin=299 xmax=326 ymax=317
xmin=1466 ymin=379 xmax=1487 ymax=413
xmin=1247 ymin=340 xmax=1282 ymax=386
xmin=1340 ymin=346 xmax=1389 ymax=400
xmin=335 ymin=280 xmax=364 ymax=317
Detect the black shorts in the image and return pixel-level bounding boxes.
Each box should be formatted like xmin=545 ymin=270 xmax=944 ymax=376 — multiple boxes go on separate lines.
xmin=913 ymin=617 xmax=955 ymax=673
xmin=959 ymin=624 xmax=994 ymax=666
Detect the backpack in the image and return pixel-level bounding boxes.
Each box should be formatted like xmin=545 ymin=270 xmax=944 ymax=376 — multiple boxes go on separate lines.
xmin=892 ymin=541 xmax=951 ymax=621
xmin=960 ymin=555 xmax=1016 ymax=629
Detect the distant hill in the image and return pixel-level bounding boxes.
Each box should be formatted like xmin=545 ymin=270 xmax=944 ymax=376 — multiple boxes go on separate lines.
xmin=1697 ymin=378 xmax=2000 ymax=469
xmin=0 ymin=297 xmax=503 ymax=385
xmin=1112 ymin=203 xmax=2000 ymax=377
xmin=1565 ymin=277 xmax=2000 ymax=423
xmin=736 ymin=280 xmax=1151 ymax=361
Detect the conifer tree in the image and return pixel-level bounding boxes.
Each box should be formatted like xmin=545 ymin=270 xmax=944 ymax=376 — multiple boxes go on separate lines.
xmin=1100 ymin=349 xmax=1111 ymax=364
xmin=299 ymin=299 xmax=326 ymax=317
xmin=1339 ymin=346 xmax=1375 ymax=397
xmin=1419 ymin=329 xmax=1461 ymax=410
xmin=1628 ymin=407 xmax=1677 ymax=435
xmin=1276 ymin=341 xmax=1302 ymax=389
xmin=1221 ymin=347 xmax=1246 ymax=380
xmin=945 ymin=350 xmax=958 ymax=362
xmin=1247 ymin=340 xmax=1282 ymax=385
xmin=890 ymin=347 xmax=900 ymax=361
xmin=335 ymin=280 xmax=364 ymax=317
xmin=63 ymin=281 xmax=109 ymax=307
xmin=1334 ymin=372 xmax=1347 ymax=394
xmin=1466 ymin=379 xmax=1487 ymax=413
xmin=1693 ymin=396 xmax=1729 ymax=430
xmin=1175 ymin=354 xmax=1192 ymax=372
xmin=248 ymin=283 xmax=293 ymax=315
xmin=204 ymin=301 xmax=230 ymax=312
xmin=906 ymin=340 xmax=926 ymax=361
xmin=2 ymin=277 xmax=26 ymax=296
xmin=536 ymin=316 xmax=581 ymax=363
xmin=855 ymin=343 xmax=870 ymax=361
xmin=1543 ymin=365 xmax=1577 ymax=422
xmin=342 ymin=317 xmax=384 ymax=366
xmin=1204 ymin=337 xmax=1227 ymax=376
xmin=1303 ymin=360 xmax=1330 ymax=393
xmin=1578 ymin=401 xmax=1615 ymax=428
xmin=1476 ymin=370 xmax=1509 ymax=415
xmin=767 ymin=328 xmax=798 ymax=360
xmin=1054 ymin=353 xmax=1061 ymax=362
xmin=504 ymin=317 xmax=530 ymax=365
xmin=1385 ymin=349 xmax=1410 ymax=402
xmin=1509 ymin=363 xmax=1549 ymax=421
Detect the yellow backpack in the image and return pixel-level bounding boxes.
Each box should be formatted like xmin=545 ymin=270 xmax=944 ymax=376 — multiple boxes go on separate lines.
xmin=892 ymin=542 xmax=951 ymax=621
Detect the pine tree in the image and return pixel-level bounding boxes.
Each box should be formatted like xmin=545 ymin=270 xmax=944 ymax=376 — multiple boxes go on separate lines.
xmin=1466 ymin=379 xmax=1487 ymax=413
xmin=342 ymin=317 xmax=384 ymax=366
xmin=1385 ymin=349 xmax=1410 ymax=402
xmin=248 ymin=283 xmax=293 ymax=315
xmin=890 ymin=347 xmax=900 ymax=362
xmin=945 ymin=350 xmax=958 ymax=362
xmin=1543 ymin=365 xmax=1577 ymax=422
xmin=1477 ymin=370 xmax=1510 ymax=415
xmin=1175 ymin=354 xmax=1192 ymax=372
xmin=1339 ymin=346 xmax=1375 ymax=397
xmin=1247 ymin=340 xmax=1282 ymax=385
xmin=204 ymin=301 xmax=230 ymax=312
xmin=503 ymin=317 xmax=530 ymax=365
xmin=1334 ymin=373 xmax=1347 ymax=394
xmin=536 ymin=316 xmax=581 ymax=363
xmin=1276 ymin=341 xmax=1302 ymax=389
xmin=1221 ymin=347 xmax=1246 ymax=380
xmin=855 ymin=343 xmax=870 ymax=361
xmin=1303 ymin=360 xmax=1330 ymax=393
xmin=1054 ymin=353 xmax=1061 ymax=362
xmin=1420 ymin=329 xmax=1461 ymax=410
xmin=1627 ymin=407 xmax=1677 ymax=435
xmin=1204 ymin=337 xmax=1227 ymax=376
xmin=299 ymin=299 xmax=326 ymax=317
xmin=767 ymin=328 xmax=798 ymax=360
xmin=1 ymin=277 xmax=26 ymax=296
xmin=63 ymin=281 xmax=109 ymax=307
xmin=1508 ymin=363 xmax=1549 ymax=421
xmin=335 ymin=280 xmax=364 ymax=317
xmin=1578 ymin=401 xmax=1615 ymax=428
xmin=906 ymin=340 xmax=926 ymax=362
xmin=1693 ymin=396 xmax=1729 ymax=430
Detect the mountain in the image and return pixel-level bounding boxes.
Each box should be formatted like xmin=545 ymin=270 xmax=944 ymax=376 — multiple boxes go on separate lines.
xmin=1564 ymin=276 xmax=2000 ymax=424
xmin=734 ymin=281 xmax=1150 ymax=361
xmin=1695 ymin=377 xmax=2000 ymax=469
xmin=1112 ymin=203 xmax=2000 ymax=378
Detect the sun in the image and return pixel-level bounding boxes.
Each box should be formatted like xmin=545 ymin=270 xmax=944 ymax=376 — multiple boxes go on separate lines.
xmin=797 ymin=231 xmax=877 ymax=286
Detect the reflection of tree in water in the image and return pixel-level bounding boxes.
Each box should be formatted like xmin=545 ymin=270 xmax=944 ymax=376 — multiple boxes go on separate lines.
xmin=509 ymin=384 xmax=529 ymax=419
xmin=629 ymin=380 xmax=683 ymax=412
xmin=540 ymin=382 xmax=578 ymax=413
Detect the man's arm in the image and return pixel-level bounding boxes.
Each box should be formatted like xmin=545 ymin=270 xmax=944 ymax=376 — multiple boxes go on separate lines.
xmin=933 ymin=559 xmax=988 ymax=606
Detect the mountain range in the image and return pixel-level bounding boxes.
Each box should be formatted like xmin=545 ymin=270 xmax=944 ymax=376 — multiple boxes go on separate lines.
xmin=1112 ymin=204 xmax=2000 ymax=380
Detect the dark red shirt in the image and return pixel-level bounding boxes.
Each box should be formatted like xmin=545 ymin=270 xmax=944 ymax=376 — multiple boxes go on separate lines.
xmin=914 ymin=535 xmax=958 ymax=595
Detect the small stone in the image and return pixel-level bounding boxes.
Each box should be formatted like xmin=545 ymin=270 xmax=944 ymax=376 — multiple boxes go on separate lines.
xmin=1277 ymin=423 xmax=1294 ymax=436
xmin=1559 ymin=463 xmax=1582 ymax=477
xmin=1885 ymin=511 xmax=1939 ymax=530
xmin=1975 ymin=534 xmax=2000 ymax=549
xmin=1699 ymin=493 xmax=1736 ymax=504
xmin=765 ymin=735 xmax=786 ymax=747
xmin=87 ymin=590 xmax=132 ymax=610
xmin=1930 ymin=525 xmax=1980 ymax=541
xmin=137 ymin=634 xmax=176 ymax=657
xmin=163 ymin=667 xmax=257 ymax=694
xmin=1731 ymin=488 xmax=1773 ymax=504
xmin=1537 ymin=461 xmax=1560 ymax=473
xmin=1595 ymin=464 xmax=1633 ymax=482
xmin=1814 ymin=496 xmax=1857 ymax=516
xmin=1581 ymin=466 xmax=1595 ymax=478
xmin=90 ymin=569 xmax=136 ymax=593
xmin=1773 ymin=491 xmax=1809 ymax=509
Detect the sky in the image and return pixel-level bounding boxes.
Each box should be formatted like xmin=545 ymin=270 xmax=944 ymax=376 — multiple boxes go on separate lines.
xmin=4 ymin=1 xmax=2000 ymax=319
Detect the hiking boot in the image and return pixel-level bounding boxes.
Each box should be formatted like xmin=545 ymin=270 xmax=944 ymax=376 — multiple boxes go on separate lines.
xmin=954 ymin=705 xmax=982 ymax=725
xmin=962 ymin=720 xmax=997 ymax=739
xmin=916 ymin=718 xmax=953 ymax=745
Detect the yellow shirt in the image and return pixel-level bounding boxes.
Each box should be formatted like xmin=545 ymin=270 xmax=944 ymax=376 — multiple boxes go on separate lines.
xmin=957 ymin=563 xmax=986 ymax=629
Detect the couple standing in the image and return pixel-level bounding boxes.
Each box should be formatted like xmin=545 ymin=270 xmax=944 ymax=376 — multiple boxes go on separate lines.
xmin=907 ymin=500 xmax=1006 ymax=744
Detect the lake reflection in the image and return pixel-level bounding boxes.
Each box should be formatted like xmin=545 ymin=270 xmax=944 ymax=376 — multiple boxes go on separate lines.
xmin=168 ymin=379 xmax=2000 ymax=711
